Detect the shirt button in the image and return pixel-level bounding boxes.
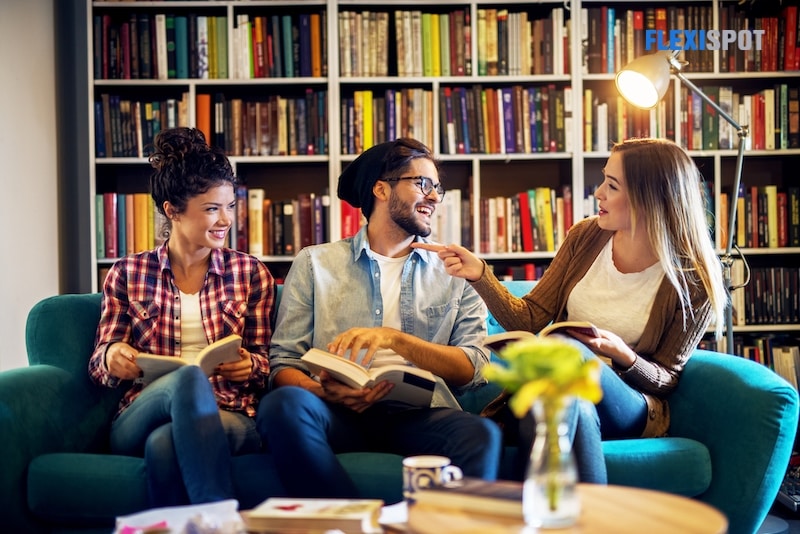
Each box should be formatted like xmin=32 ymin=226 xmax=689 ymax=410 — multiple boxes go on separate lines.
xmin=376 ymin=309 xmax=381 ymax=315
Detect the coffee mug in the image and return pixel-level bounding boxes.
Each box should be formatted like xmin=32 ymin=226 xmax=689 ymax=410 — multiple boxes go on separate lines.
xmin=402 ymin=455 xmax=463 ymax=503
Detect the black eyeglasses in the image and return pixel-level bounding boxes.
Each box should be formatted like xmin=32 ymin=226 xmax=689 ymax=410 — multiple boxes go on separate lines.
xmin=382 ymin=176 xmax=445 ymax=202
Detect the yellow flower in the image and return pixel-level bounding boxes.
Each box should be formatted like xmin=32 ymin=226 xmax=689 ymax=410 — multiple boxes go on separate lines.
xmin=482 ymin=337 xmax=603 ymax=418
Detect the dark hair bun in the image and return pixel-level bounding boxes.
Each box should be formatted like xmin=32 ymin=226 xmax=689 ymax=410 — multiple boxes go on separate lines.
xmin=149 ymin=127 xmax=209 ymax=170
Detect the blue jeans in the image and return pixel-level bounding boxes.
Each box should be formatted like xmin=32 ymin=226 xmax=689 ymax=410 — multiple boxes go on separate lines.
xmin=514 ymin=336 xmax=648 ymax=484
xmin=110 ymin=366 xmax=237 ymax=506
xmin=256 ymin=386 xmax=502 ymax=498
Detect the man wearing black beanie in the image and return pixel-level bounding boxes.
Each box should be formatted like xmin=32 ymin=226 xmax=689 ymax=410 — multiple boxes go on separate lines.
xmin=258 ymin=138 xmax=501 ymax=497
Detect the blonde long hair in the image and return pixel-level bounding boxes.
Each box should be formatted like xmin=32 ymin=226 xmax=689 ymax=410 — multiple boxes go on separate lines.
xmin=612 ymin=138 xmax=727 ymax=338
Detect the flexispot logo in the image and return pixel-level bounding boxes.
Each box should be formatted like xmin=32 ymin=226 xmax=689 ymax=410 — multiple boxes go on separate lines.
xmin=645 ymin=29 xmax=765 ymax=51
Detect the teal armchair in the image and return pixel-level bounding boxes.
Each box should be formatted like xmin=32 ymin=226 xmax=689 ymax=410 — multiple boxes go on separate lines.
xmin=0 ymin=283 xmax=797 ymax=534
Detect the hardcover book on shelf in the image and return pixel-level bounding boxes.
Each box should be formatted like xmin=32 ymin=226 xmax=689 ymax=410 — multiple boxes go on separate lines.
xmin=136 ymin=334 xmax=242 ymax=384
xmin=242 ymin=498 xmax=383 ymax=533
xmin=301 ymin=348 xmax=436 ymax=407
xmin=248 ymin=188 xmax=265 ymax=257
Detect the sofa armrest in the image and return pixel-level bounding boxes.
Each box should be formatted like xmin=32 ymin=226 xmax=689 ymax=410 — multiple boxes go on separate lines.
xmin=0 ymin=365 xmax=121 ymax=532
xmin=668 ymin=350 xmax=799 ymax=534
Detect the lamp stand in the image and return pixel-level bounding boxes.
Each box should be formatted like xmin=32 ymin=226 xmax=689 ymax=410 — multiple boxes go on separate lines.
xmin=671 ymin=64 xmax=748 ymax=354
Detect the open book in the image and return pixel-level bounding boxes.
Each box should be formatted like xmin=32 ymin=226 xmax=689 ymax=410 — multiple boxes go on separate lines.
xmin=483 ymin=321 xmax=598 ymax=353
xmin=301 ymin=348 xmax=436 ymax=407
xmin=135 ymin=334 xmax=242 ymax=384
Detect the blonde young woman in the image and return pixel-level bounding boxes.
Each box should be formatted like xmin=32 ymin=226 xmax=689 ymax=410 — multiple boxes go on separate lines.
xmin=415 ymin=137 xmax=727 ymax=482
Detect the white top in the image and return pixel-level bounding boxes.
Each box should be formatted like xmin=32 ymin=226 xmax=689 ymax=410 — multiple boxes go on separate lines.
xmin=567 ymin=238 xmax=664 ymax=346
xmin=370 ymin=251 xmax=408 ymax=367
xmin=178 ymin=290 xmax=206 ymax=363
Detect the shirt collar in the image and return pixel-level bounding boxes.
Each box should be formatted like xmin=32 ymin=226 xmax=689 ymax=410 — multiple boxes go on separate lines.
xmin=158 ymin=241 xmax=225 ymax=277
xmin=349 ymin=225 xmax=434 ymax=265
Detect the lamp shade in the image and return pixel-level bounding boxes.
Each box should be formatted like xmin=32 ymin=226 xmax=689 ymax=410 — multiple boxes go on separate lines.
xmin=615 ymin=52 xmax=673 ymax=109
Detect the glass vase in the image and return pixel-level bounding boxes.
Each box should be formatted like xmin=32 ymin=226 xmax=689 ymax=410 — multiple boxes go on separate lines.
xmin=523 ymin=397 xmax=580 ymax=529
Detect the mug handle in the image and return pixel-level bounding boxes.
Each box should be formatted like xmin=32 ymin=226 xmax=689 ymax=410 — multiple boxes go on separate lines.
xmin=442 ymin=465 xmax=463 ymax=483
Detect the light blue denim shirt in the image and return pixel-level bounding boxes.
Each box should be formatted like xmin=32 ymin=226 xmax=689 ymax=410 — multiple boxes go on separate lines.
xmin=268 ymin=225 xmax=490 ymax=408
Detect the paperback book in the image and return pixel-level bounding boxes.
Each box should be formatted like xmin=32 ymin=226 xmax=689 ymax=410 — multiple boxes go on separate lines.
xmin=136 ymin=334 xmax=242 ymax=384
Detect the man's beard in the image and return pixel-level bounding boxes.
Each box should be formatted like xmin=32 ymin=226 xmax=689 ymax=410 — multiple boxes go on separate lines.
xmin=388 ymin=194 xmax=432 ymax=237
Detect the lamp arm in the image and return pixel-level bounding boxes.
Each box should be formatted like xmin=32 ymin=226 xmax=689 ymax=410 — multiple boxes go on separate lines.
xmin=721 ymin=133 xmax=747 ymax=353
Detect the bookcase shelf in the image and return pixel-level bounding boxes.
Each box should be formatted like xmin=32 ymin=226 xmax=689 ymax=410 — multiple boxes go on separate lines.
xmin=81 ymin=0 xmax=800 ymax=350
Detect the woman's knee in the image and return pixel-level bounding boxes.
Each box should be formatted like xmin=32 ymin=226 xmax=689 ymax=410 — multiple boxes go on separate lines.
xmin=169 ymin=366 xmax=217 ymax=409
xmin=172 ymin=365 xmax=213 ymax=391
xmin=144 ymin=423 xmax=176 ymax=462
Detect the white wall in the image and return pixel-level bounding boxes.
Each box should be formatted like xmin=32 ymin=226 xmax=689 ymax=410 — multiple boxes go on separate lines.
xmin=0 ymin=0 xmax=59 ymax=370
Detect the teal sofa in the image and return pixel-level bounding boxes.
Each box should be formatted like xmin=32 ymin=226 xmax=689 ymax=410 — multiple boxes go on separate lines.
xmin=1 ymin=281 xmax=797 ymax=534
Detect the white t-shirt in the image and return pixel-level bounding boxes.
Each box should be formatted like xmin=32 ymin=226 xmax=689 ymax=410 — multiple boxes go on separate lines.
xmin=370 ymin=251 xmax=408 ymax=367
xmin=567 ymin=239 xmax=664 ymax=346
xmin=177 ymin=290 xmax=207 ymax=363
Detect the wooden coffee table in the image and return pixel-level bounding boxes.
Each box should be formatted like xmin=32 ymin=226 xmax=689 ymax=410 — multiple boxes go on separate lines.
xmin=406 ymin=483 xmax=728 ymax=533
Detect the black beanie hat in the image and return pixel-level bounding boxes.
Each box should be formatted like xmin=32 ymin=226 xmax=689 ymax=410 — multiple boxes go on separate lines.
xmin=337 ymin=141 xmax=396 ymax=218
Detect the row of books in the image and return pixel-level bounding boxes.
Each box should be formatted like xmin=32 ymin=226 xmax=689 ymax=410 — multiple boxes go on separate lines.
xmin=393 ymin=9 xmax=470 ymax=78
xmin=95 ymin=89 xmax=330 ymax=159
xmin=96 ymin=81 xmax=800 ymax=160
xmin=719 ymin=186 xmax=800 ymax=250
xmin=700 ymin=335 xmax=800 ymax=375
xmin=582 ymin=4 xmax=800 ymax=75
xmin=478 ymin=186 xmax=574 ymax=254
xmin=95 ymin=189 xmax=333 ymax=260
xmin=95 ymin=193 xmax=168 ymax=259
xmin=196 ymin=91 xmax=329 ymax=158
xmin=476 ymin=8 xmax=568 ymax=76
xmin=341 ymin=88 xmax=433 ymax=156
xmin=583 ymin=83 xmax=800 ymax=153
xmin=240 ymin=189 xmax=330 ymax=257
xmin=231 ymin=12 xmax=327 ymax=80
xmin=94 ymin=4 xmax=800 ymax=83
xmin=738 ymin=266 xmax=800 ymax=326
xmin=583 ymin=6 xmax=710 ymax=75
xmin=94 ymin=11 xmax=330 ymax=81
xmin=338 ymin=10 xmax=390 ymax=77
xmin=718 ymin=4 xmax=800 ymax=73
xmin=338 ymin=9 xmax=472 ymax=78
xmin=94 ymin=93 xmax=189 ymax=158
xmin=682 ymin=85 xmax=800 ymax=152
xmin=439 ymin=84 xmax=572 ymax=156
xmin=726 ymin=259 xmax=800 ymax=327
xmin=93 ymin=13 xmax=228 ymax=80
